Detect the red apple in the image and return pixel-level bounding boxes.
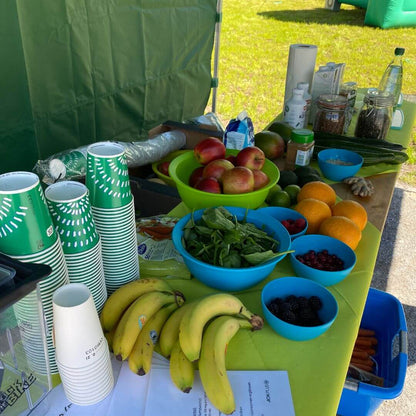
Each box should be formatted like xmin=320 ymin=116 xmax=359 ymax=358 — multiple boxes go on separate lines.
xmin=157 ymin=161 xmax=170 ymax=176
xmin=194 ymin=177 xmax=222 ymax=194
xmin=252 ymin=169 xmax=270 ymax=190
xmin=226 ymin=154 xmax=237 ymax=165
xmin=235 ymin=146 xmax=265 ymax=170
xmin=202 ymin=159 xmax=234 ymax=182
xmin=194 ymin=137 xmax=226 ymax=165
xmin=188 ymin=166 xmax=205 ymax=187
xmin=222 ymin=166 xmax=254 ymax=194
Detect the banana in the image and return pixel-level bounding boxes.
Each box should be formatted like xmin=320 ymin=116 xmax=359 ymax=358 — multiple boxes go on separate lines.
xmin=128 ymin=302 xmax=178 ymax=376
xmin=100 ymin=278 xmax=173 ymax=332
xmin=198 ymin=316 xmax=254 ymax=415
xmin=158 ymin=301 xmax=196 ymax=358
xmin=113 ymin=290 xmax=185 ymax=361
xmin=179 ymin=293 xmax=263 ymax=362
xmin=169 ymin=340 xmax=195 ymax=393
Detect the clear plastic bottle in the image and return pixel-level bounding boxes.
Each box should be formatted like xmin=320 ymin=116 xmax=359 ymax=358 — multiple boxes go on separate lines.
xmin=297 ymin=82 xmax=312 ymax=127
xmin=284 ymin=88 xmax=307 ymax=129
xmin=378 ymin=47 xmax=405 ymax=108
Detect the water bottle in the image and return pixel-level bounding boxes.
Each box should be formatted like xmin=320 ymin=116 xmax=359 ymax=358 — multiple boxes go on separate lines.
xmin=378 ymin=47 xmax=405 ymax=108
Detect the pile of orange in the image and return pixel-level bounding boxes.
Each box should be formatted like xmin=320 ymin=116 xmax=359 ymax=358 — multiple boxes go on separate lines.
xmin=294 ymin=181 xmax=367 ymax=250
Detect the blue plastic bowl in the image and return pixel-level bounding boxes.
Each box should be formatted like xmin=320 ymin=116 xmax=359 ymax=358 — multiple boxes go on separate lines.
xmin=261 ymin=276 xmax=338 ymax=341
xmin=171 ymin=206 xmax=291 ymax=291
xmin=256 ymin=206 xmax=308 ymax=240
xmin=290 ymin=234 xmax=357 ymax=287
xmin=317 ymin=148 xmax=363 ymax=181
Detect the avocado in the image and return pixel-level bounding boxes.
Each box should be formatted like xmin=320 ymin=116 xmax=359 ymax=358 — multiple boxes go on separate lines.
xmin=298 ymin=174 xmax=324 ymax=187
xmin=294 ymin=166 xmax=322 ymax=179
xmin=278 ymin=170 xmax=298 ymax=188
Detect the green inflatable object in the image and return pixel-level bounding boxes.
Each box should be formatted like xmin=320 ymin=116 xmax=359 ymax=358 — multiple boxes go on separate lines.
xmin=0 ymin=0 xmax=218 ymax=174
xmin=334 ymin=0 xmax=416 ymax=28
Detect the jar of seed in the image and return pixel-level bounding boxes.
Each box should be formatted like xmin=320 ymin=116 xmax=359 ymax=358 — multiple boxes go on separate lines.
xmin=355 ymin=89 xmax=394 ymax=140
xmin=313 ymin=94 xmax=348 ymax=135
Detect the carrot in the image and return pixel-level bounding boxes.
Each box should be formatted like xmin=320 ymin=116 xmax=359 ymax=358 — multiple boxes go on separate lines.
xmin=358 ymin=328 xmax=376 ymax=337
xmin=354 ymin=346 xmax=376 ymax=356
xmin=351 ymin=356 xmax=375 ymax=367
xmin=355 ymin=336 xmax=378 ymax=348
xmin=352 ymin=350 xmax=370 ymax=360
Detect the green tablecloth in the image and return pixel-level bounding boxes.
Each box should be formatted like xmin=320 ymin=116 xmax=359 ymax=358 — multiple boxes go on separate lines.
xmin=163 ymin=97 xmax=415 ymax=415
xmin=166 ymin=204 xmax=380 ymax=415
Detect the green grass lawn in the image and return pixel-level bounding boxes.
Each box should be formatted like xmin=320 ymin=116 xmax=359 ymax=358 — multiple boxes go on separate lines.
xmin=210 ymin=0 xmax=416 ymax=184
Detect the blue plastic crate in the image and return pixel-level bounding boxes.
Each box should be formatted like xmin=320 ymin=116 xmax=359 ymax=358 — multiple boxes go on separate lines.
xmin=337 ymin=288 xmax=408 ymax=416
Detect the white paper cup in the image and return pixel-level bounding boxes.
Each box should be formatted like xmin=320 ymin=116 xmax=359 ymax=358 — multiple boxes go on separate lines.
xmin=52 ymin=283 xmax=106 ymax=368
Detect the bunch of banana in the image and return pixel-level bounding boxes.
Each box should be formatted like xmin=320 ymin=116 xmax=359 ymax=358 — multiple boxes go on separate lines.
xmin=100 ymin=277 xmax=185 ymax=361
xmin=101 ymin=283 xmax=264 ymax=414
xmin=165 ymin=292 xmax=263 ymax=413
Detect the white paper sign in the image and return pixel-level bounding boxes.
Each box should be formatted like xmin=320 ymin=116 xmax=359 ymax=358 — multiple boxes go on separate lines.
xmin=144 ymin=369 xmax=295 ymax=416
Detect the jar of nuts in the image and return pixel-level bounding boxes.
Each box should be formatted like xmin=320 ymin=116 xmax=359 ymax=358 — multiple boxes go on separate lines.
xmin=313 ymin=94 xmax=348 ymax=135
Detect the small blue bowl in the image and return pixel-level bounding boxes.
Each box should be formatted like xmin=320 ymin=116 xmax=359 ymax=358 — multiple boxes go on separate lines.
xmin=317 ymin=148 xmax=363 ymax=181
xmin=256 ymin=206 xmax=308 ymax=240
xmin=290 ymin=234 xmax=357 ymax=287
xmin=261 ymin=276 xmax=338 ymax=341
xmin=171 ymin=206 xmax=291 ymax=291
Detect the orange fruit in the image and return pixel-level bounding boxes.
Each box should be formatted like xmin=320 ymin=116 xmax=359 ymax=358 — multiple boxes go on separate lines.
xmin=297 ymin=181 xmax=337 ymax=207
xmin=295 ymin=198 xmax=332 ymax=234
xmin=331 ymin=200 xmax=368 ymax=231
xmin=319 ymin=216 xmax=362 ymax=250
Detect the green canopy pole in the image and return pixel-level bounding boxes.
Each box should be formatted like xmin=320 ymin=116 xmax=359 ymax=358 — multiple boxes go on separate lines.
xmin=211 ymin=0 xmax=222 ymax=114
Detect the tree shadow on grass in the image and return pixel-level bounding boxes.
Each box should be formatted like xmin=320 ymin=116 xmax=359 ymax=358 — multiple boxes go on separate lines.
xmin=258 ymin=7 xmax=367 ymax=28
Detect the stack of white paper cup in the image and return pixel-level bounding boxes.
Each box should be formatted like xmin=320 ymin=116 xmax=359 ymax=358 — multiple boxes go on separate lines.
xmin=0 ymin=171 xmax=69 ymax=375
xmin=53 ymin=283 xmax=114 ymax=405
xmin=86 ymin=142 xmax=139 ymax=294
xmin=45 ymin=181 xmax=107 ymax=312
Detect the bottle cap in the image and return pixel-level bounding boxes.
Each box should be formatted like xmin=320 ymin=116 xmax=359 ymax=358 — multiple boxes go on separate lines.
xmin=292 ymin=88 xmax=304 ymax=96
xmin=395 ymin=47 xmax=405 ymax=56
xmin=290 ymin=129 xmax=314 ymax=144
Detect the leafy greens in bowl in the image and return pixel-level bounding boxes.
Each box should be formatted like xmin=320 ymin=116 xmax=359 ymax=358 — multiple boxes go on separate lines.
xmin=171 ymin=206 xmax=292 ymax=291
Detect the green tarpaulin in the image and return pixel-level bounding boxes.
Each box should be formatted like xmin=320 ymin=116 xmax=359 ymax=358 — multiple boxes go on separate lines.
xmin=0 ymin=0 xmax=218 ymax=174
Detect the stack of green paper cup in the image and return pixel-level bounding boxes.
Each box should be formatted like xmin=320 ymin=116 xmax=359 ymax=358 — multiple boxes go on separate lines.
xmin=45 ymin=181 xmax=107 ymax=312
xmin=0 ymin=171 xmax=69 ymax=375
xmin=86 ymin=142 xmax=139 ymax=294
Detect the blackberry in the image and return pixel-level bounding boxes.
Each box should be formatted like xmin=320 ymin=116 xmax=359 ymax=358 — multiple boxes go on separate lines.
xmin=279 ymin=302 xmax=292 ymax=312
xmin=267 ymin=302 xmax=280 ymax=316
xmin=309 ymin=296 xmax=323 ymax=311
xmin=280 ymin=310 xmax=297 ymax=324
xmin=297 ymin=296 xmax=309 ymax=309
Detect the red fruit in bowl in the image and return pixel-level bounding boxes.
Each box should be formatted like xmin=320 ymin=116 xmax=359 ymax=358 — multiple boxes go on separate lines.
xmin=252 ymin=169 xmax=270 ymax=190
xmin=189 ymin=166 xmax=205 ymax=187
xmin=194 ymin=177 xmax=222 ymax=194
xmin=226 ymin=154 xmax=237 ymax=165
xmin=194 ymin=137 xmax=226 ymax=165
xmin=202 ymin=159 xmax=234 ymax=182
xmin=235 ymin=146 xmax=265 ymax=170
xmin=222 ymin=166 xmax=254 ymax=194
xmin=158 ymin=161 xmax=170 ymax=176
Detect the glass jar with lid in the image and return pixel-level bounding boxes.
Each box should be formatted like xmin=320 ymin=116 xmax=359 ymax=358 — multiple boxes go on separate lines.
xmin=313 ymin=94 xmax=348 ymax=135
xmin=355 ymin=89 xmax=394 ymax=140
xmin=285 ymin=128 xmax=315 ymax=171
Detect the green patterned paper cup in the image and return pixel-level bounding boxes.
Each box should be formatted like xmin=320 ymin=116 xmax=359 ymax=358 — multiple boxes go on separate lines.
xmin=45 ymin=181 xmax=100 ymax=254
xmin=86 ymin=142 xmax=132 ymax=209
xmin=0 ymin=171 xmax=57 ymax=256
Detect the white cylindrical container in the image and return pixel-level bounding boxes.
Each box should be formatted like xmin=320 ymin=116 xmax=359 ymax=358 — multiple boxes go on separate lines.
xmin=284 ymin=88 xmax=307 ymax=129
xmin=297 ymin=82 xmax=312 ymax=126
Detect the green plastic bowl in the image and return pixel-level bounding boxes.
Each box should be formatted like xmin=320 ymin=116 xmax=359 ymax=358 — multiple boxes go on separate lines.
xmin=168 ymin=149 xmax=280 ymax=210
xmin=151 ymin=150 xmax=191 ymax=187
